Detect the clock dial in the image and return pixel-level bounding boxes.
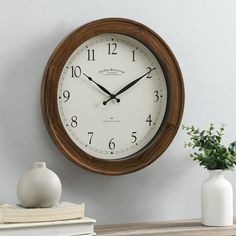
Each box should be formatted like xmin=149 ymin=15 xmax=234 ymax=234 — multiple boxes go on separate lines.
xmin=41 ymin=18 xmax=184 ymax=175
xmin=57 ymin=33 xmax=167 ymax=160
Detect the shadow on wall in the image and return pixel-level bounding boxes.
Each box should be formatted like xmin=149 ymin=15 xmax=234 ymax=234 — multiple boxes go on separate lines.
xmin=59 ymin=149 xmax=194 ymax=224
xmin=0 ymin=27 xmax=75 ymax=203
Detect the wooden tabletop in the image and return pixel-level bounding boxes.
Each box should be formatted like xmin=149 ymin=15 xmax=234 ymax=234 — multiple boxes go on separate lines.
xmin=95 ymin=219 xmax=236 ymax=236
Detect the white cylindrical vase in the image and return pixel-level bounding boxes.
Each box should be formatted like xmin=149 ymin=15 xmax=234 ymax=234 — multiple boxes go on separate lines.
xmin=201 ymin=170 xmax=233 ymax=226
xmin=17 ymin=162 xmax=62 ymax=208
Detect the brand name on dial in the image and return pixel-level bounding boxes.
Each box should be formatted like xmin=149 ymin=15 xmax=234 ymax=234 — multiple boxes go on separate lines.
xmin=99 ymin=68 xmax=125 ymax=75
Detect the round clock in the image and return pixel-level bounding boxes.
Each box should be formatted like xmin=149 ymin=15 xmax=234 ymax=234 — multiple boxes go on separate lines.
xmin=41 ymin=18 xmax=184 ymax=175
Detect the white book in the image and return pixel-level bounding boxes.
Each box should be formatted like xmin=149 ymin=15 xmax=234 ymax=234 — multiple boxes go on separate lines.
xmin=0 ymin=202 xmax=85 ymax=223
xmin=73 ymin=234 xmax=95 ymax=236
xmin=0 ymin=217 xmax=96 ymax=236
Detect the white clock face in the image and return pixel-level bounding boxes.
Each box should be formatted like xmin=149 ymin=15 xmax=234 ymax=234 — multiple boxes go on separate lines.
xmin=57 ymin=33 xmax=167 ymax=160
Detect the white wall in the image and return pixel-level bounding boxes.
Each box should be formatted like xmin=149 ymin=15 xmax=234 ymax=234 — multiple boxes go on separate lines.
xmin=1 ymin=0 xmax=236 ymax=225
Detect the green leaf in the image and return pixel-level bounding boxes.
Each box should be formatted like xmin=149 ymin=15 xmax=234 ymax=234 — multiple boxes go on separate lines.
xmin=229 ymin=141 xmax=236 ymax=155
xmin=210 ymin=123 xmax=214 ymax=131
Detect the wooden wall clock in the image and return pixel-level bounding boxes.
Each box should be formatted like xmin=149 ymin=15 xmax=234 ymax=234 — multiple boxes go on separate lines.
xmin=41 ymin=18 xmax=184 ymax=175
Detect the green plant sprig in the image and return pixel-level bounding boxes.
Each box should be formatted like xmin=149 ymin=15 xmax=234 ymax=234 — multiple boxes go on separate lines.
xmin=182 ymin=123 xmax=236 ymax=170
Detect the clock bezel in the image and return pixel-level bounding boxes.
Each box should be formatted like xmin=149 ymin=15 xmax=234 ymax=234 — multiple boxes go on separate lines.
xmin=41 ymin=18 xmax=184 ymax=175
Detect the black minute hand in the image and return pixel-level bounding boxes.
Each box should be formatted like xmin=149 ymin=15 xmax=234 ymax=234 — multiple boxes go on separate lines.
xmin=103 ymin=67 xmax=156 ymax=105
xmin=83 ymin=73 xmax=120 ymax=103
xmin=116 ymin=67 xmax=156 ymax=96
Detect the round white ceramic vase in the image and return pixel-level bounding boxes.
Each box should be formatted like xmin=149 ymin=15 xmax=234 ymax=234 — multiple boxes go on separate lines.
xmin=201 ymin=170 xmax=233 ymax=226
xmin=17 ymin=162 xmax=62 ymax=208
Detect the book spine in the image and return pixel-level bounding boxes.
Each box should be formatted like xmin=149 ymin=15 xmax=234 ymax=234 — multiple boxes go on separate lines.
xmin=0 ymin=207 xmax=3 ymax=224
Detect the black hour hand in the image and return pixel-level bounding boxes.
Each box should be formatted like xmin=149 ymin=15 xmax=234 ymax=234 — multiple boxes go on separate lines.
xmin=83 ymin=73 xmax=119 ymax=103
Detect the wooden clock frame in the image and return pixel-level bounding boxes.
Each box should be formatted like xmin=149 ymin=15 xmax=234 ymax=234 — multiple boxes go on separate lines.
xmin=41 ymin=18 xmax=184 ymax=175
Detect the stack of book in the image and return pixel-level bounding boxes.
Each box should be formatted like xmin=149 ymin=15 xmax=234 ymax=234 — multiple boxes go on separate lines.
xmin=0 ymin=202 xmax=96 ymax=235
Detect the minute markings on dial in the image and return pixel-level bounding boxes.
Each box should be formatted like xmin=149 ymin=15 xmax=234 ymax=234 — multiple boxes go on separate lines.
xmin=56 ymin=33 xmax=168 ymax=160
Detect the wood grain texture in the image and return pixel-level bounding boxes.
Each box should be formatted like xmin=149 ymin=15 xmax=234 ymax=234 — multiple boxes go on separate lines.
xmin=41 ymin=18 xmax=184 ymax=175
xmin=95 ymin=219 xmax=236 ymax=236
